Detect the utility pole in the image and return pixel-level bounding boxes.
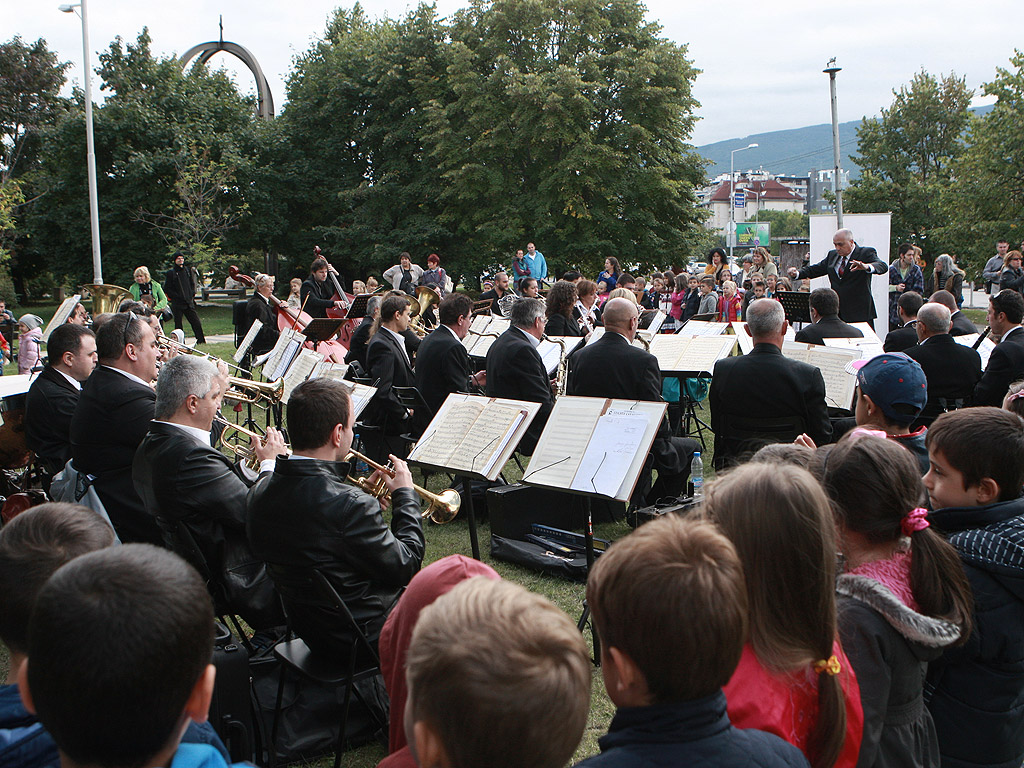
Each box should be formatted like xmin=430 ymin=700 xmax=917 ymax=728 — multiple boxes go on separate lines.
xmin=824 ymin=59 xmax=844 ymax=228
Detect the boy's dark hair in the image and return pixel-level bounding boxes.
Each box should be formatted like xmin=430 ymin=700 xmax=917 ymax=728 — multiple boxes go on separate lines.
xmin=618 ymin=273 xmax=635 ymax=286
xmin=809 ymin=287 xmax=840 ymax=317
xmin=898 ymin=291 xmax=923 ymax=317
xmin=700 ymin=276 xmax=715 ymax=288
xmin=991 ymin=290 xmax=1024 ymax=325
xmin=587 ymin=515 xmax=748 ymax=703
xmin=95 ymin=312 xmax=146 ymax=362
xmin=287 ymin=378 xmax=351 ymax=451
xmin=561 ymin=271 xmax=581 ymax=282
xmin=26 ymin=544 xmax=214 ymax=768
xmin=47 ymin=324 xmax=94 ymax=364
xmin=0 ymin=504 xmax=114 ymax=653
xmin=927 ymin=407 xmax=1024 ymax=500
xmin=438 ymin=293 xmax=472 ymax=326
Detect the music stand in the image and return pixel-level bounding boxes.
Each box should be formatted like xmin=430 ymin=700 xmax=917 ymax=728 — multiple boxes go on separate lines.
xmin=301 ymin=318 xmax=345 ymax=349
xmin=346 ymin=294 xmax=371 ymax=321
xmin=472 ymin=299 xmax=493 ymax=315
xmin=776 ymin=291 xmax=812 ymax=324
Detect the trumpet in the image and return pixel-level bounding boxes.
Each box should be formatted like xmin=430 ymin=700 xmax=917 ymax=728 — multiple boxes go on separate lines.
xmin=344 ymin=449 xmax=461 ymax=524
xmin=214 ymin=415 xmax=286 ymax=470
xmin=156 ymin=333 xmax=249 ymax=375
xmin=223 ymin=376 xmax=285 ymax=405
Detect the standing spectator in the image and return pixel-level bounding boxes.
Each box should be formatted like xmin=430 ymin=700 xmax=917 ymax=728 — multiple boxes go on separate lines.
xmin=16 ymin=314 xmax=43 ymax=375
xmin=983 ymin=240 xmax=1010 ymax=293
xmin=697 ymin=277 xmax=718 ymax=316
xmin=669 ymin=274 xmax=688 ymax=325
xmin=384 ymin=252 xmax=424 ymax=295
xmin=511 ymin=249 xmax=530 ymax=293
xmin=524 ymin=242 xmax=547 ymax=284
xmin=928 ymin=254 xmax=965 ymax=307
xmin=419 ymin=253 xmax=448 ymax=297
xmin=597 ymin=257 xmax=622 ymax=291
xmin=717 ymin=281 xmax=742 ymax=322
xmin=888 ymin=244 xmax=925 ymax=327
xmin=681 ymin=275 xmax=702 ymax=323
xmin=999 ymin=250 xmax=1024 ymax=295
xmin=750 ymin=246 xmax=778 ymax=281
xmin=705 ymin=248 xmax=728 ymax=285
xmin=163 ymin=252 xmax=206 ymax=343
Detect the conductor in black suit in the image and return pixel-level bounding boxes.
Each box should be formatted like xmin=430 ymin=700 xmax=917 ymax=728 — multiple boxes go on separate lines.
xmin=414 ymin=293 xmax=486 ymax=417
xmin=485 ymin=297 xmax=553 ymax=455
xmin=70 ymin=312 xmax=162 ymax=544
xmin=710 ymin=299 xmax=832 ymax=468
xmin=133 ymin=355 xmax=286 ymax=629
xmin=244 ymin=273 xmax=281 ymax=356
xmin=362 ymin=294 xmax=418 ymax=461
xmin=788 ymin=228 xmax=887 ymax=323
xmin=905 ymin=303 xmax=982 ymax=424
xmin=25 ymin=324 xmax=97 ymax=476
xmin=793 ymin=288 xmax=865 ymax=345
xmin=567 ymin=298 xmax=698 ymax=504
xmin=973 ymin=289 xmax=1024 ymax=407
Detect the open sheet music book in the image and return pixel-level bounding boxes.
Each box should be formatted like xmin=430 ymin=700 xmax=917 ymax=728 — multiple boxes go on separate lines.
xmin=781 ymin=342 xmax=860 ymax=410
xmin=823 ymin=336 xmax=886 ymax=361
xmin=310 ymin=360 xmax=349 ymax=382
xmin=730 ymin=322 xmax=797 ymax=355
xmin=233 ymin=320 xmax=264 ymax=362
xmin=953 ymin=333 xmax=995 ymax=370
xmin=344 ymin=381 xmax=376 ymax=419
xmin=585 ymin=327 xmax=648 ymax=349
xmin=280 ymin=348 xmax=322 ymax=403
xmin=42 ymin=295 xmax=82 ymax=342
xmin=464 ymin=317 xmax=511 ymax=356
xmin=410 ymin=394 xmax=541 ymax=481
xmin=524 ymin=396 xmax=665 ymax=502
xmin=850 ymin=322 xmax=884 ymax=345
xmin=538 ymin=336 xmax=584 ymax=375
xmin=263 ymin=329 xmax=306 ymax=381
xmin=648 ymin=334 xmax=737 ymax=374
xmin=676 ymin=320 xmax=728 ymax=337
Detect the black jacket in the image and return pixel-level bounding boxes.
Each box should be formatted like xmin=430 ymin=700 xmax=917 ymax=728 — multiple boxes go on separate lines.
xmin=485 ymin=327 xmax=552 ymax=455
xmin=544 ymin=313 xmax=583 ymax=337
xmin=344 ymin=316 xmax=374 ymax=369
xmin=247 ymin=457 xmax=424 ymax=655
xmin=164 ymin=264 xmax=198 ymax=306
xmin=681 ymin=288 xmax=701 ymax=322
xmin=884 ymin=322 xmax=920 ymax=353
xmin=710 ymin=343 xmax=831 ymax=467
xmin=905 ymin=334 xmax=982 ymax=423
xmin=244 ymin=294 xmax=280 ymax=355
xmin=838 ymin=573 xmax=962 ymax=768
xmin=973 ymin=326 xmax=1024 ymax=407
xmin=364 ymin=328 xmax=416 ymax=432
xmin=300 ymin=276 xmax=336 ymax=319
xmin=133 ymin=422 xmax=281 ymax=628
xmin=70 ymin=365 xmax=161 ymax=544
xmin=575 ymin=691 xmax=808 ymax=768
xmin=926 ymin=497 xmax=1024 ymax=768
xmin=477 ymin=288 xmax=508 ymax=315
xmin=999 ymin=269 xmax=1024 ymax=295
xmin=414 ymin=325 xmax=472 ymax=417
xmin=25 ymin=365 xmax=80 ymax=474
xmin=949 ymin=310 xmax=977 ymax=337
xmin=797 ymin=244 xmax=887 ymax=322
xmin=793 ymin=314 xmax=864 ymax=345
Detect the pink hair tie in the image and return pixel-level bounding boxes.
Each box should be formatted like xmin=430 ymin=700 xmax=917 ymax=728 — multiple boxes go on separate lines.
xmin=1006 ymin=390 xmax=1024 ymax=403
xmin=849 ymin=427 xmax=888 ymax=441
xmin=902 ymin=507 xmax=930 ymax=536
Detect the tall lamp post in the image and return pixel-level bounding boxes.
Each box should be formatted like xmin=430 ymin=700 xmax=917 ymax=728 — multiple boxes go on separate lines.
xmin=729 ymin=143 xmax=758 ymax=259
xmin=824 ymin=59 xmax=844 ymax=229
xmin=59 ymin=0 xmax=103 ymax=285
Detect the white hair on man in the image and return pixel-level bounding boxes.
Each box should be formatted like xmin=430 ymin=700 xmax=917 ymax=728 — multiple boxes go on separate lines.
xmin=917 ymin=302 xmax=952 ymax=335
xmin=746 ymin=298 xmax=785 ymax=338
xmin=154 ymin=355 xmax=219 ymax=420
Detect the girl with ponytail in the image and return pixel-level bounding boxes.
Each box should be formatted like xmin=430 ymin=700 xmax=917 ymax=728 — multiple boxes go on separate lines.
xmin=820 ymin=435 xmax=972 ymax=768
xmin=703 ymin=463 xmax=864 ymax=768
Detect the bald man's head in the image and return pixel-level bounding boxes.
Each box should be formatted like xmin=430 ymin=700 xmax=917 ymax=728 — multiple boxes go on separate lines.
xmin=917 ymin=302 xmax=951 ymax=336
xmin=929 ymin=290 xmax=957 ymax=313
xmin=602 ymin=298 xmax=639 ymax=335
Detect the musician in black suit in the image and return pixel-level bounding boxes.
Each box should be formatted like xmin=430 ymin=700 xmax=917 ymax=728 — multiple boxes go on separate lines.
xmin=710 ymin=299 xmax=832 ymax=468
xmin=793 ymin=287 xmax=865 ymax=344
xmin=485 ymin=297 xmax=552 ymax=455
xmin=478 ymin=271 xmax=512 ymax=316
xmin=133 ymin=355 xmax=285 ymax=629
xmin=70 ymin=312 xmax=162 ymax=544
xmin=414 ymin=294 xmax=485 ymax=417
xmin=362 ymin=294 xmax=418 ymax=461
xmin=929 ymin=290 xmax=978 ymax=336
xmin=301 ymin=254 xmax=347 ymax=319
xmin=544 ymin=280 xmax=585 ymax=337
xmin=973 ymin=289 xmax=1024 ymax=407
xmin=567 ymin=298 xmax=698 ymax=504
xmin=789 ymin=228 xmax=887 ymax=323
xmin=904 ymin=303 xmax=982 ymax=425
xmin=244 ymin=273 xmax=281 ymax=356
xmin=883 ymin=292 xmax=923 ymax=353
xmin=25 ymin=324 xmax=97 ymax=476
xmin=344 ymin=295 xmax=380 ymax=370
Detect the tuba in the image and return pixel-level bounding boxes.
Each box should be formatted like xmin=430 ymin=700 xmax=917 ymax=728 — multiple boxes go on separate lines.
xmin=80 ymin=283 xmax=132 ymax=316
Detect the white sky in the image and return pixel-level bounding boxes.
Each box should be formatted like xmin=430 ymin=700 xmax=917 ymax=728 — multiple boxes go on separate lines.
xmin=8 ymin=0 xmax=1022 ymax=146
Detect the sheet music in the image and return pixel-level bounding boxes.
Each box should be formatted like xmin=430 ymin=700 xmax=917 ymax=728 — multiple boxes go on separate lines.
xmin=677 ymin=320 xmax=728 ymax=337
xmin=264 ymin=329 xmax=305 ymax=380
xmin=646 ymin=310 xmax=667 ymax=335
xmin=538 ymin=336 xmax=584 ymax=375
xmin=41 ymin=295 xmax=82 ymax=342
xmin=850 ymin=322 xmax=884 ymax=345
xmin=233 ymin=320 xmax=263 ymax=363
xmin=585 ymin=327 xmax=606 ymax=346
xmin=280 ymin=348 xmax=321 ymax=404
xmin=347 ymin=382 xmax=376 ymax=419
xmin=310 ymin=361 xmax=349 ymax=382
xmin=467 ymin=320 xmax=510 ymax=358
xmin=648 ymin=334 xmax=736 ymax=373
xmin=457 ymin=403 xmax=528 ymax=476
xmin=823 ymin=337 xmax=885 ymax=361
xmin=414 ymin=400 xmax=485 ymax=467
xmin=730 ymin=322 xmax=797 ymax=354
xmin=525 ymin=398 xmax=606 ymax=488
xmin=572 ymin=409 xmax=648 ymax=497
xmin=783 ymin=342 xmax=859 ymax=409
xmin=954 ymin=334 xmax=994 ymax=370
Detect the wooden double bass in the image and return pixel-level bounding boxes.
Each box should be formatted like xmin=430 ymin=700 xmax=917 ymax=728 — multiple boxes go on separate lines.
xmin=314 ymin=246 xmax=358 ymax=345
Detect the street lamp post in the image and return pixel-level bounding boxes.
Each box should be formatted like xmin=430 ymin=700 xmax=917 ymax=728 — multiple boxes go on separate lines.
xmin=824 ymin=59 xmax=844 ymax=229
xmin=729 ymin=143 xmax=758 ymax=259
xmin=60 ymin=0 xmax=103 ymax=285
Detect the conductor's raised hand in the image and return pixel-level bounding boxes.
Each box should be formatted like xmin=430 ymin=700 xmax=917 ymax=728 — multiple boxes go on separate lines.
xmin=787 ymin=266 xmax=799 ymax=279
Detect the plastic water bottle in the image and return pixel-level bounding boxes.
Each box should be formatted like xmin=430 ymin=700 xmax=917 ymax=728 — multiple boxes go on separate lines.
xmin=690 ymin=452 xmax=704 ymax=499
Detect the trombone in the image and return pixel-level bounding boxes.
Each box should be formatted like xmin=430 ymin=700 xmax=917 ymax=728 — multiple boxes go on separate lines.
xmin=214 ymin=415 xmax=286 ymax=470
xmin=156 ymin=332 xmax=249 ymax=375
xmin=345 ymin=449 xmax=461 ymax=524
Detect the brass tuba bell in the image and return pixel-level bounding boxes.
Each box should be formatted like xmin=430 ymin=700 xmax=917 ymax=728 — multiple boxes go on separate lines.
xmin=80 ymin=283 xmax=133 ymax=316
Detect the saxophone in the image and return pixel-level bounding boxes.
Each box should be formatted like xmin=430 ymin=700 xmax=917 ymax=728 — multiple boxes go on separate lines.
xmin=542 ymin=334 xmax=569 ymax=399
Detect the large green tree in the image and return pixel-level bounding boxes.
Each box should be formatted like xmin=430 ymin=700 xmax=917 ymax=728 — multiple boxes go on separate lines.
xmin=936 ymin=51 xmax=1024 ymax=275
xmin=845 ymin=70 xmax=972 ymax=258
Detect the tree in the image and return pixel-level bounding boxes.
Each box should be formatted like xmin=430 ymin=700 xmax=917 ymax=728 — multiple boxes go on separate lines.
xmin=845 ymin=70 xmax=972 ymax=258
xmin=936 ymin=50 xmax=1024 ymax=276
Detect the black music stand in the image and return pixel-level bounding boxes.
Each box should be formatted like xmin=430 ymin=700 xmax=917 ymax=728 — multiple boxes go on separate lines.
xmin=776 ymin=291 xmax=812 ymax=324
xmin=346 ymin=294 xmax=371 ymax=321
xmin=302 ymin=318 xmax=346 ymax=349
xmin=472 ymin=299 xmax=493 ymax=315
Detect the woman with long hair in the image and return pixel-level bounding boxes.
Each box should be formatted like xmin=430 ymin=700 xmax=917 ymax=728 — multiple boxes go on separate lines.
xmin=750 ymin=247 xmax=778 ymax=281
xmin=929 ymin=254 xmax=965 ymax=307
xmin=705 ymin=247 xmax=727 ymax=286
xmin=545 ymin=280 xmax=584 ymax=336
xmin=818 ymin=435 xmax=972 ymax=768
xmin=597 ymin=257 xmax=622 ymax=291
xmin=704 ymin=464 xmax=864 ymax=768
xmin=999 ymin=250 xmax=1024 ymax=295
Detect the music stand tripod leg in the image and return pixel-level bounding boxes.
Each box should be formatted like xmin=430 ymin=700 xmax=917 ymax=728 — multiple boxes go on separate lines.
xmin=577 ymin=495 xmax=601 ymax=666
xmin=457 ymin=474 xmax=481 ymax=561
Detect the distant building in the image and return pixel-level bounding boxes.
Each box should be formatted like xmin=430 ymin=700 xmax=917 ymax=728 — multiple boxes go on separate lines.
xmin=806 ymin=168 xmax=850 ymax=214
xmin=702 ymin=174 xmax=805 ymax=233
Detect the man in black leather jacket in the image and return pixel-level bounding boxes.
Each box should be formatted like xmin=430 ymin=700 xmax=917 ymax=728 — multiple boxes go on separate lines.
xmin=247 ymin=378 xmax=424 ymax=655
xmin=133 ymin=355 xmax=286 ymax=630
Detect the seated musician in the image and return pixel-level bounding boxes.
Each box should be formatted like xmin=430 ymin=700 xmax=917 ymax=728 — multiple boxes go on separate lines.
xmin=345 ymin=295 xmax=381 ymax=370
xmin=710 ymin=298 xmax=831 ymax=469
xmin=485 ymin=297 xmax=553 ymax=455
xmin=245 ymin=273 xmax=281 ymax=356
xmin=478 ymin=271 xmax=512 ymax=316
xmin=573 ymin=279 xmax=603 ymax=332
xmin=544 ymin=280 xmax=585 ymax=336
xmin=414 ymin=294 xmax=486 ymax=417
xmin=247 ymin=378 xmax=424 ymax=655
xmin=520 ymin=277 xmax=541 ymax=299
xmin=793 ymin=287 xmax=864 ymax=344
xmin=25 ymin=324 xmax=97 ymax=477
xmin=567 ymin=298 xmax=698 ymax=505
xmin=133 ymin=355 xmax=285 ymax=631
xmin=70 ymin=311 xmax=163 ymax=545
xmin=363 ymin=294 xmax=418 ymax=462
xmin=301 ymin=254 xmax=347 ymax=318
xmin=883 ymin=291 xmax=923 ymax=353
xmin=905 ymin=302 xmax=982 ymax=423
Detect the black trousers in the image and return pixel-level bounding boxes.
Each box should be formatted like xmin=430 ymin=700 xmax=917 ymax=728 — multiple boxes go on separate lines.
xmin=171 ymin=301 xmax=206 ymax=343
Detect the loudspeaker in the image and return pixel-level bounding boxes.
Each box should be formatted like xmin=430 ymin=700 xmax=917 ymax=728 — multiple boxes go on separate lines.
xmin=486 ymin=483 xmax=627 ymax=539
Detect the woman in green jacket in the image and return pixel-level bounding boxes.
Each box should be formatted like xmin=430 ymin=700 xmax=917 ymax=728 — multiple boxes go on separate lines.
xmin=129 ymin=266 xmax=171 ymax=321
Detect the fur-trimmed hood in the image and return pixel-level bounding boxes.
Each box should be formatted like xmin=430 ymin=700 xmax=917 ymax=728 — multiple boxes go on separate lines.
xmin=837 ymin=573 xmax=962 ymax=651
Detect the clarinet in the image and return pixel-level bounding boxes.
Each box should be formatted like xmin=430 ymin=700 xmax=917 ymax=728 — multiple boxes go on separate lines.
xmin=973 ymin=326 xmax=991 ymax=349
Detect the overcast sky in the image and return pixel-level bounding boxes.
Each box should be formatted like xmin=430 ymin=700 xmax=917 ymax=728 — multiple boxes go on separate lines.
xmin=10 ymin=0 xmax=1021 ymax=146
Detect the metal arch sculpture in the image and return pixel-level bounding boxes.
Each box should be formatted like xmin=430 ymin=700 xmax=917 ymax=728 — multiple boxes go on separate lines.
xmin=179 ymin=38 xmax=275 ymax=120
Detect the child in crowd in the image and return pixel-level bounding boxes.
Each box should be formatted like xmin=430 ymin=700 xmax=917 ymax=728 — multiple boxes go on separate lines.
xmin=578 ymin=514 xmax=809 ymax=768
xmin=16 ymin=315 xmax=43 ymax=375
xmin=923 ymin=407 xmax=1024 ymax=768
xmin=376 ymin=556 xmax=501 ymax=768
xmin=697 ymin=277 xmax=718 ymax=316
xmin=717 ymin=281 xmax=742 ymax=323
xmin=669 ymin=274 xmax=688 ymax=325
xmin=351 ymin=279 xmax=367 ymax=295
xmin=765 ymin=273 xmax=778 ymax=298
xmin=596 ymin=280 xmax=610 ymax=306
xmin=15 ymin=541 xmax=235 ymax=768
xmin=681 ymin=276 xmax=701 ymax=323
xmin=1003 ymin=379 xmax=1024 ymax=418
xmin=286 ymin=278 xmax=303 ymax=309
xmin=405 ymin=577 xmax=590 ymax=768
xmin=703 ymin=464 xmax=863 ymax=768
xmin=821 ymin=436 xmax=972 ymax=768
